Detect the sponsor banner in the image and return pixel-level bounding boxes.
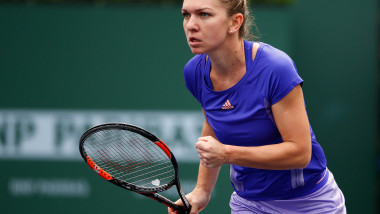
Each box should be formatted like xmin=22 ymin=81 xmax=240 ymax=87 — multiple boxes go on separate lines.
xmin=8 ymin=177 xmax=91 ymax=198
xmin=0 ymin=110 xmax=204 ymax=162
xmin=8 ymin=177 xmax=200 ymax=200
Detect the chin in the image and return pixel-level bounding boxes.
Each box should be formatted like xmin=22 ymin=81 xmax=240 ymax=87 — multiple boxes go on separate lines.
xmin=189 ymin=47 xmax=206 ymax=55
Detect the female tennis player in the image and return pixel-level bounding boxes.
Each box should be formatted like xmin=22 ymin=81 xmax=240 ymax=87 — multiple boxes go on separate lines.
xmin=169 ymin=0 xmax=346 ymax=213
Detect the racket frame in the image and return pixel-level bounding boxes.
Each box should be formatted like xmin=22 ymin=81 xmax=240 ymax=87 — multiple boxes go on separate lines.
xmin=79 ymin=123 xmax=191 ymax=214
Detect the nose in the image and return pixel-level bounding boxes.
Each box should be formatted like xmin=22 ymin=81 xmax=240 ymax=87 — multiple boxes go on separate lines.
xmin=185 ymin=16 xmax=199 ymax=32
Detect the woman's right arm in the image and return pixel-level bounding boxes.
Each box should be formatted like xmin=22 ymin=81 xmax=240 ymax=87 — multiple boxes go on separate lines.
xmin=169 ymin=111 xmax=221 ymax=214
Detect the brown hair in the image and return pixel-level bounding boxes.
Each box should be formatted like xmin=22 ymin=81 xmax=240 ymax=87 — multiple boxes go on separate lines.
xmin=218 ymin=0 xmax=259 ymax=40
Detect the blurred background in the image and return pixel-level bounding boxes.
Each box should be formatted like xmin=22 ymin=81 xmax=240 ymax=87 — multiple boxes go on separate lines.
xmin=0 ymin=0 xmax=378 ymax=213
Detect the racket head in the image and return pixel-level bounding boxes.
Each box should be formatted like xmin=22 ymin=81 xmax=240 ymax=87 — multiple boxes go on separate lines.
xmin=79 ymin=123 xmax=178 ymax=193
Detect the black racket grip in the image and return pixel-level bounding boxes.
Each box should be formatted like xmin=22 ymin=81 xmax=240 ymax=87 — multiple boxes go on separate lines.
xmin=175 ymin=204 xmax=191 ymax=214
xmin=144 ymin=193 xmax=191 ymax=214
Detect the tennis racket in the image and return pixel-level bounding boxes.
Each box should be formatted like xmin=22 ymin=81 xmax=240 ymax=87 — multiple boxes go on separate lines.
xmin=79 ymin=123 xmax=191 ymax=214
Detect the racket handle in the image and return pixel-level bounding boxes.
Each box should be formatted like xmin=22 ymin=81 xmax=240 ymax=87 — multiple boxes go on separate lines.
xmin=142 ymin=193 xmax=191 ymax=214
xmin=176 ymin=204 xmax=191 ymax=214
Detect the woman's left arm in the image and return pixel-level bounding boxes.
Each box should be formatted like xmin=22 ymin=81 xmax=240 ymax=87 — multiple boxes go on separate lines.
xmin=196 ymin=84 xmax=312 ymax=170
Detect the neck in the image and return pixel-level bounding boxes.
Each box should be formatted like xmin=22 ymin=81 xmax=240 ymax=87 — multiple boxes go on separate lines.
xmin=207 ymin=38 xmax=245 ymax=75
xmin=207 ymin=38 xmax=247 ymax=91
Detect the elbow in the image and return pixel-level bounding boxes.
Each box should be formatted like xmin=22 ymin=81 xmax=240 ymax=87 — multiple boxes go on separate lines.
xmin=297 ymin=153 xmax=311 ymax=169
xmin=295 ymin=146 xmax=312 ymax=169
xmin=286 ymin=140 xmax=312 ymax=169
xmin=276 ymin=144 xmax=312 ymax=170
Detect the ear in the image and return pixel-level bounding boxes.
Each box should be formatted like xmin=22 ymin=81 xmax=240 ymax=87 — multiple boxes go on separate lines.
xmin=228 ymin=13 xmax=244 ymax=34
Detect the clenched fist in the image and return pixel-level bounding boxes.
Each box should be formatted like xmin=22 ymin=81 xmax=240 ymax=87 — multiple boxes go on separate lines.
xmin=195 ymin=136 xmax=228 ymax=168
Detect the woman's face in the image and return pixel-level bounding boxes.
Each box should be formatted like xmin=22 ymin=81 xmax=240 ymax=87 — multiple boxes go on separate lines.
xmin=182 ymin=0 xmax=231 ymax=54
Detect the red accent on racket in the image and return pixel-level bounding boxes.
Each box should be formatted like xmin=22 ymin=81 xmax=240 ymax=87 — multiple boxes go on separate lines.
xmin=155 ymin=141 xmax=172 ymax=159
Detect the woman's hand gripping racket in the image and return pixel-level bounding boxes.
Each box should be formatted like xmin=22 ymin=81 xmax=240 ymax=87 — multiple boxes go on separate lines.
xmin=79 ymin=123 xmax=191 ymax=213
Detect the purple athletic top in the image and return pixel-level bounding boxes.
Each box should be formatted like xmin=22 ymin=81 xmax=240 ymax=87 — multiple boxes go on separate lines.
xmin=184 ymin=40 xmax=328 ymax=200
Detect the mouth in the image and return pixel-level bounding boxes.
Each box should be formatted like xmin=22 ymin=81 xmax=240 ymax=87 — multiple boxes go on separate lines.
xmin=189 ymin=37 xmax=201 ymax=42
xmin=188 ymin=37 xmax=201 ymax=46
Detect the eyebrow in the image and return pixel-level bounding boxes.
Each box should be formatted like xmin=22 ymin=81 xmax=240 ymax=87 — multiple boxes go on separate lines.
xmin=182 ymin=7 xmax=213 ymax=13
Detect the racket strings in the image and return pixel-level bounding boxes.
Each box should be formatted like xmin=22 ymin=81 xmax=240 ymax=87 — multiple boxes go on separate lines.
xmin=86 ymin=130 xmax=159 ymax=171
xmin=83 ymin=129 xmax=175 ymax=189
xmin=86 ymin=134 xmax=144 ymax=173
xmin=99 ymin=133 xmax=152 ymax=172
xmin=85 ymin=132 xmax=173 ymax=186
xmin=86 ymin=130 xmax=167 ymax=166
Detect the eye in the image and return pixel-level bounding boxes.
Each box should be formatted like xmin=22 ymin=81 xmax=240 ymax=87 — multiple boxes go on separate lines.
xmin=182 ymin=12 xmax=190 ymax=19
xmin=201 ymin=12 xmax=210 ymax=18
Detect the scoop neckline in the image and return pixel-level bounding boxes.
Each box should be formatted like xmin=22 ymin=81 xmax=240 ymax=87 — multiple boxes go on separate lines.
xmin=203 ymin=40 xmax=262 ymax=94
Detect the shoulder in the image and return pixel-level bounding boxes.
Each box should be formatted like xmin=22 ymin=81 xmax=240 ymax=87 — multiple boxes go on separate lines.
xmin=184 ymin=54 xmax=205 ymax=85
xmin=259 ymin=43 xmax=296 ymax=71
xmin=257 ymin=43 xmax=303 ymax=104
xmin=254 ymin=43 xmax=299 ymax=84
xmin=183 ymin=54 xmax=205 ymax=99
xmin=184 ymin=54 xmax=205 ymax=73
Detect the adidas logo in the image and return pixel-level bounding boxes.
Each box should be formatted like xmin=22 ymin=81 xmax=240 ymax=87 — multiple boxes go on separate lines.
xmin=222 ymin=100 xmax=235 ymax=110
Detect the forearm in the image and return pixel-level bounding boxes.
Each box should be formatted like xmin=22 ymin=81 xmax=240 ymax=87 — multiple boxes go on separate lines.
xmin=224 ymin=141 xmax=311 ymax=170
xmin=195 ymin=163 xmax=220 ymax=195
xmin=196 ymin=111 xmax=221 ymax=194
